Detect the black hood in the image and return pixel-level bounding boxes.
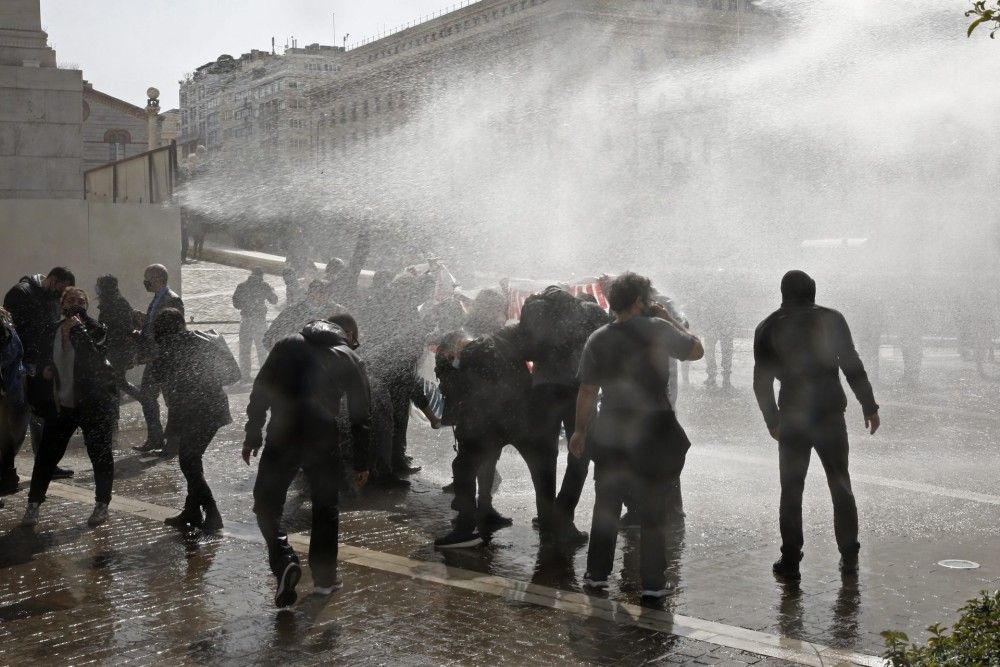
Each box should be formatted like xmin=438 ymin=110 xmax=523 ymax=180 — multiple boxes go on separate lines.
xmin=301 ymin=320 xmax=350 ymax=347
xmin=780 ymin=270 xmax=816 ymax=305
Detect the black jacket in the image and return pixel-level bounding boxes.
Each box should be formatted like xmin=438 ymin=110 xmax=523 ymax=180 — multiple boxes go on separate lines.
xmin=753 ymin=282 xmax=878 ymax=430
xmin=147 ymin=330 xmax=240 ymax=435
xmin=3 ymin=274 xmax=58 ymax=368
xmin=98 ymin=292 xmax=137 ymax=372
xmin=37 ymin=315 xmax=118 ymax=416
xmin=246 ymin=321 xmax=372 ymax=470
xmin=137 ymin=288 xmax=184 ymax=363
xmin=232 ymin=277 xmax=277 ymax=320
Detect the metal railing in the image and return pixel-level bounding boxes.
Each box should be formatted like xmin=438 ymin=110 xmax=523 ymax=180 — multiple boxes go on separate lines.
xmin=345 ymin=0 xmax=483 ymax=50
xmin=84 ymin=141 xmax=178 ymax=204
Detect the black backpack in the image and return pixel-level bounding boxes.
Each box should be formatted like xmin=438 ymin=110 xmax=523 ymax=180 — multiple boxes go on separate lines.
xmin=458 ymin=328 xmax=531 ymax=429
xmin=519 ymin=286 xmax=589 ymax=360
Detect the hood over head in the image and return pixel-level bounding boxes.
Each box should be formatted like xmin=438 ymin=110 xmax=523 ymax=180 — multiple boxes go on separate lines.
xmin=301 ymin=320 xmax=350 ymax=348
xmin=780 ymin=270 xmax=816 ymax=305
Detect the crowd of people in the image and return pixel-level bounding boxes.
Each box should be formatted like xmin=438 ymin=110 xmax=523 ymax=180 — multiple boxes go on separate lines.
xmin=0 ymin=252 xmax=888 ymax=610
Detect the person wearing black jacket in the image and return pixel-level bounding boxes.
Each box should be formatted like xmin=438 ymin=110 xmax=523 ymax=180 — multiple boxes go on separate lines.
xmin=22 ymin=287 xmax=119 ymax=528
xmin=95 ymin=275 xmax=141 ymax=401
xmin=753 ymin=270 xmax=881 ymax=580
xmin=147 ymin=308 xmax=241 ymax=530
xmin=243 ymin=317 xmax=372 ymax=607
xmin=3 ymin=267 xmax=77 ymax=486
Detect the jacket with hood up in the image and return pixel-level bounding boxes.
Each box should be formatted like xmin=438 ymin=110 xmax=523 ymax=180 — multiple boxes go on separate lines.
xmin=753 ymin=270 xmax=878 ymax=430
xmin=245 ymin=320 xmax=371 ymax=470
xmin=3 ymin=274 xmax=59 ymax=368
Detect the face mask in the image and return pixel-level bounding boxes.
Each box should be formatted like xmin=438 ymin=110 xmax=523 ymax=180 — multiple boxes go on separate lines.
xmin=143 ymin=280 xmax=154 ymax=292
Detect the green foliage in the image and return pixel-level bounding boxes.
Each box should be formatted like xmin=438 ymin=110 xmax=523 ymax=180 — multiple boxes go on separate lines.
xmin=966 ymin=1 xmax=1000 ymax=38
xmin=882 ymin=590 xmax=1000 ymax=666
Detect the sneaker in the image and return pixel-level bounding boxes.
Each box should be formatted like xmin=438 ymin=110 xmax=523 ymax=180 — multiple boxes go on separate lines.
xmin=557 ymin=523 xmax=589 ymax=545
xmin=476 ymin=508 xmax=514 ymax=531
xmin=393 ymin=462 xmax=422 ymax=475
xmin=582 ymin=574 xmax=610 ymax=590
xmin=433 ymin=528 xmax=483 ymax=549
xmin=20 ymin=502 xmax=40 ymax=527
xmin=839 ymin=553 xmax=859 ymax=575
xmin=772 ymin=555 xmax=801 ymax=580
xmin=87 ymin=502 xmax=110 ymax=526
xmin=640 ymin=587 xmax=671 ymax=599
xmin=313 ymin=575 xmax=344 ymax=596
xmin=274 ymin=560 xmax=302 ymax=608
xmin=51 ymin=466 xmax=74 ymax=480
xmin=133 ymin=440 xmax=163 ymax=454
xmin=202 ymin=505 xmax=224 ymax=532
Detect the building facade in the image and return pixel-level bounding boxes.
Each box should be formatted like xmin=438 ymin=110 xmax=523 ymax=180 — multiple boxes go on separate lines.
xmin=81 ymin=82 xmax=151 ymax=173
xmin=179 ymin=43 xmax=347 ymax=154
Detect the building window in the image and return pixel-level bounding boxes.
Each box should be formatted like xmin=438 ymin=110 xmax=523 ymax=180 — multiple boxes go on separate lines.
xmin=104 ymin=129 xmax=131 ymax=162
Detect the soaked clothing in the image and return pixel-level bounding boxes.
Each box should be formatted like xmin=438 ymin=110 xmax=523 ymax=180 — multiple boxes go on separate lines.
xmin=29 ymin=406 xmax=116 ymax=504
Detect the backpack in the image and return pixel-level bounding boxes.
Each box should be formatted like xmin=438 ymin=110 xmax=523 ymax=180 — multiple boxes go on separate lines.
xmin=458 ymin=329 xmax=531 ymax=431
xmin=519 ymin=286 xmax=589 ymax=360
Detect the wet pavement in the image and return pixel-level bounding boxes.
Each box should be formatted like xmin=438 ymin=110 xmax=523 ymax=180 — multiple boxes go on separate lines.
xmin=1 ymin=261 xmax=997 ymax=665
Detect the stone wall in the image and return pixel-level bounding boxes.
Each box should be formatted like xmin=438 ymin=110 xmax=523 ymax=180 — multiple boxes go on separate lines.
xmin=82 ymin=88 xmax=149 ymax=173
xmin=0 ymin=200 xmax=182 ymax=304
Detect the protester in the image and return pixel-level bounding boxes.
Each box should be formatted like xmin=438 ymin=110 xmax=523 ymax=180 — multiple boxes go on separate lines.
xmin=95 ymin=275 xmax=141 ymax=403
xmin=22 ymin=288 xmax=119 ymax=528
xmin=0 ymin=307 xmax=28 ymax=497
xmin=263 ymin=279 xmax=333 ymax=352
xmin=753 ymin=270 xmax=880 ymax=580
xmin=518 ymin=285 xmax=609 ymax=541
xmin=243 ymin=314 xmax=372 ymax=607
xmin=232 ymin=268 xmax=278 ymax=381
xmin=569 ymin=272 xmax=704 ymax=599
xmin=146 ymin=308 xmax=240 ymax=530
xmin=3 ymin=267 xmax=77 ymax=484
xmin=132 ymin=264 xmax=184 ymax=455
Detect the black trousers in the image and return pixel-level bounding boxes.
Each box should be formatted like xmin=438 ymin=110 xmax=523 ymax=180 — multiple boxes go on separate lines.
xmin=253 ymin=441 xmax=342 ymax=587
xmin=778 ymin=412 xmax=859 ymax=559
xmin=29 ymin=406 xmax=116 ymax=504
xmin=585 ymin=410 xmax=690 ymax=590
xmin=386 ymin=373 xmax=413 ymax=468
xmin=139 ymin=365 xmax=164 ymax=445
xmin=178 ymin=423 xmax=220 ymax=509
xmin=0 ymin=399 xmax=28 ymax=480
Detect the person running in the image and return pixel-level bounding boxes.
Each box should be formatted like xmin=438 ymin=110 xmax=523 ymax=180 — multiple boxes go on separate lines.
xmin=243 ymin=315 xmax=372 ymax=607
xmin=232 ymin=268 xmax=278 ymax=381
xmin=569 ymin=272 xmax=704 ymax=600
xmin=753 ymin=270 xmax=880 ymax=580
xmin=147 ymin=308 xmax=240 ymax=531
xmin=22 ymin=288 xmax=119 ymax=528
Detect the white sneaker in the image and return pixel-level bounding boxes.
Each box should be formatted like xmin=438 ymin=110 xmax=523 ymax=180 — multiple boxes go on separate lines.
xmin=640 ymin=588 xmax=671 ymax=599
xmin=87 ymin=502 xmax=109 ymax=526
xmin=582 ymin=575 xmax=610 ymax=590
xmin=21 ymin=502 xmax=40 ymax=527
xmin=313 ymin=576 xmax=344 ymax=596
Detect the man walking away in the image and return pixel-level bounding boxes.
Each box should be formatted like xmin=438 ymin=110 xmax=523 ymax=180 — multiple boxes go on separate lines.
xmin=132 ymin=264 xmax=184 ymax=454
xmin=243 ymin=315 xmax=371 ymax=607
xmin=753 ymin=270 xmax=880 ymax=580
xmin=95 ymin=276 xmax=141 ymax=403
xmin=148 ymin=309 xmax=240 ymax=531
xmin=3 ymin=267 xmax=77 ymax=485
xmin=233 ymin=268 xmax=278 ymax=381
xmin=569 ymin=272 xmax=704 ymax=601
xmin=22 ymin=288 xmax=119 ymax=528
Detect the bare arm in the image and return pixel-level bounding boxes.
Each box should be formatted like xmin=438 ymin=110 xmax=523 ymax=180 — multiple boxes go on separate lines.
xmin=568 ymin=383 xmax=600 ymax=458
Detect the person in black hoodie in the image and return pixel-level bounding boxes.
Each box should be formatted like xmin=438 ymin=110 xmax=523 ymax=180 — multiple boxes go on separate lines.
xmin=753 ymin=270 xmax=881 ymax=580
xmin=95 ymin=275 xmax=141 ymax=401
xmin=3 ymin=267 xmax=77 ymax=486
xmin=147 ymin=308 xmax=240 ymax=531
xmin=243 ymin=316 xmax=372 ymax=607
xmin=22 ymin=287 xmax=119 ymax=528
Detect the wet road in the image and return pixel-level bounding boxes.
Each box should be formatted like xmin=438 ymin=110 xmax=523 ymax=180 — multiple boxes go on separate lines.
xmin=1 ymin=261 xmax=997 ymax=665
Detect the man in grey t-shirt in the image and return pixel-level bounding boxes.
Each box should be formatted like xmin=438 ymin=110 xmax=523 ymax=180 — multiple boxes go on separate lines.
xmin=569 ymin=272 xmax=704 ymax=600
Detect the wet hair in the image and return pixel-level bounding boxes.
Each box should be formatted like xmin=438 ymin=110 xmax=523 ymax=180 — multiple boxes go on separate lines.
xmin=607 ymin=272 xmax=653 ymax=313
xmin=153 ymin=307 xmax=186 ymax=340
xmin=145 ymin=264 xmax=169 ymax=283
xmin=96 ymin=275 xmax=119 ymax=296
xmin=780 ymin=270 xmax=816 ymax=304
xmin=47 ymin=267 xmax=75 ymax=286
xmin=327 ymin=313 xmax=358 ymax=340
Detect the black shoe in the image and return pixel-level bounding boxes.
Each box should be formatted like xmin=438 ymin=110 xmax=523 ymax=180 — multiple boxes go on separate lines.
xmin=441 ymin=481 xmax=455 ymax=494
xmin=557 ymin=523 xmax=589 ymax=545
xmin=772 ymin=555 xmax=802 ymax=580
xmin=274 ymin=560 xmax=302 ymax=608
xmin=202 ymin=505 xmax=224 ymax=532
xmin=0 ymin=473 xmax=19 ymax=495
xmin=371 ymin=474 xmax=411 ymax=489
xmin=158 ymin=447 xmax=178 ymax=459
xmin=839 ymin=553 xmax=859 ymax=575
xmin=164 ymin=509 xmax=203 ymax=528
xmin=133 ymin=440 xmax=163 ymax=454
xmin=51 ymin=466 xmax=74 ymax=480
xmin=393 ymin=462 xmax=422 ymax=475
xmin=477 ymin=508 xmax=513 ymax=532
xmin=434 ymin=528 xmax=483 ymax=549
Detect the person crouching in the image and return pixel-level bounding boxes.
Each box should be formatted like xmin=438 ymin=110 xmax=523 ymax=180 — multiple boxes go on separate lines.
xmin=148 ymin=308 xmax=241 ymax=531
